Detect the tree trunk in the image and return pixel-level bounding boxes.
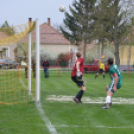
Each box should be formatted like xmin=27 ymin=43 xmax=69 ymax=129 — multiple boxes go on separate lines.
xmin=127 ymin=37 xmax=132 ymax=68
xmin=114 ymin=20 xmax=120 ymax=66
xmin=101 ymin=40 xmax=105 ymax=57
xmin=97 ymin=44 xmax=101 ymax=59
xmin=114 ymin=41 xmax=120 ymax=66
xmin=114 ymin=0 xmax=120 ymax=67
xmin=83 ymin=41 xmax=87 ymax=60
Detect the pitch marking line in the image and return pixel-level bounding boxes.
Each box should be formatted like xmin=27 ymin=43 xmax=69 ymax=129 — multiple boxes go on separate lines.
xmin=20 ymin=79 xmax=59 ymax=134
xmin=51 ymin=125 xmax=134 ymax=129
xmin=36 ymin=103 xmax=59 ymax=134
xmin=19 ymin=81 xmax=134 ymax=130
xmin=46 ymin=95 xmax=134 ymax=104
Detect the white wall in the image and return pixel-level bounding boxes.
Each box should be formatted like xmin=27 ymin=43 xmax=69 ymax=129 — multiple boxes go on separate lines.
xmin=40 ymin=44 xmax=77 ymax=58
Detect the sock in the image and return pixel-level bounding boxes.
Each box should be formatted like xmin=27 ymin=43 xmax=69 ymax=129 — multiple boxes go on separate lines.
xmin=106 ymin=96 xmax=111 ymax=107
xmin=95 ymin=75 xmax=98 ymax=79
xmin=103 ymin=75 xmax=105 ymax=79
xmin=76 ymin=90 xmax=84 ymax=100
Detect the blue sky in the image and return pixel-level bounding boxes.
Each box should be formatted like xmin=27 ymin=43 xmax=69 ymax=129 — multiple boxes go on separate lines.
xmin=0 ymin=0 xmax=73 ymax=26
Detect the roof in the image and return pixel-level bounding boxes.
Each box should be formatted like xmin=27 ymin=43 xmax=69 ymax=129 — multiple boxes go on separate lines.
xmin=39 ymin=23 xmax=70 ymax=44
xmin=19 ymin=22 xmax=70 ymax=45
xmin=0 ymin=31 xmax=8 ymax=39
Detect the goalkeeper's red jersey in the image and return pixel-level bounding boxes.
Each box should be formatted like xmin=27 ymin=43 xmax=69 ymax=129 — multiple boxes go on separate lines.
xmin=71 ymin=58 xmax=84 ymax=77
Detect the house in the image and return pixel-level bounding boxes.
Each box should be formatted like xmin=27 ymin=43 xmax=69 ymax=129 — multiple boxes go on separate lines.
xmin=119 ymin=46 xmax=134 ymax=65
xmin=0 ymin=31 xmax=16 ymax=60
xmin=19 ymin=18 xmax=77 ymax=60
xmin=78 ymin=41 xmax=134 ymax=66
xmin=39 ymin=18 xmax=76 ymax=56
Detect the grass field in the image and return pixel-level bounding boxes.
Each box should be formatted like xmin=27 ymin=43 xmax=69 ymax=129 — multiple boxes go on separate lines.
xmin=0 ymin=70 xmax=134 ymax=134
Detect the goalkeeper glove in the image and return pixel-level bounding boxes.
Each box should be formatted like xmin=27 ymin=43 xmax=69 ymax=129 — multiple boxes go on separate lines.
xmin=76 ymin=70 xmax=82 ymax=77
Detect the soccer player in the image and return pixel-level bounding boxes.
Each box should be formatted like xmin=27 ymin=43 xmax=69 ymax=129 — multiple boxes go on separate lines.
xmin=95 ymin=59 xmax=105 ymax=79
xmin=102 ymin=58 xmax=122 ymax=109
xmin=42 ymin=58 xmax=50 ymax=78
xmin=71 ymin=51 xmax=86 ymax=103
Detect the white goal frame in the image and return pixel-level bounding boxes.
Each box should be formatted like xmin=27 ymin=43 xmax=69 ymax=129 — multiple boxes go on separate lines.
xmin=28 ymin=19 xmax=40 ymax=102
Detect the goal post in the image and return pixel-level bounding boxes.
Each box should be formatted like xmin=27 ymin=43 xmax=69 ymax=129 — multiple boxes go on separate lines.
xmin=0 ymin=18 xmax=40 ymax=104
xmin=35 ymin=19 xmax=40 ymax=103
xmin=28 ymin=18 xmax=32 ymax=93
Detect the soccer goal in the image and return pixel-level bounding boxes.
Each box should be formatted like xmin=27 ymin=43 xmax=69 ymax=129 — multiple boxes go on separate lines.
xmin=0 ymin=18 xmax=40 ymax=104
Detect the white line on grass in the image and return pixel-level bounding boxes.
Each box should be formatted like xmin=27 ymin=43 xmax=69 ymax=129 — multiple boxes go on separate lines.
xmin=46 ymin=95 xmax=134 ymax=104
xmin=20 ymin=78 xmax=27 ymax=89
xmin=36 ymin=103 xmax=59 ymax=134
xmin=19 ymin=81 xmax=134 ymax=130
xmin=20 ymin=79 xmax=59 ymax=134
xmin=51 ymin=125 xmax=134 ymax=129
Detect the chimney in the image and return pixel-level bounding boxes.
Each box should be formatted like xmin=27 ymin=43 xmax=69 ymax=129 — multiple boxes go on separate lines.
xmin=28 ymin=18 xmax=32 ymax=22
xmin=48 ymin=18 xmax=50 ymax=26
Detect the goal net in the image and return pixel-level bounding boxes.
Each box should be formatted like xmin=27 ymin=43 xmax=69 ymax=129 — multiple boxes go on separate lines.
xmin=0 ymin=20 xmax=39 ymax=104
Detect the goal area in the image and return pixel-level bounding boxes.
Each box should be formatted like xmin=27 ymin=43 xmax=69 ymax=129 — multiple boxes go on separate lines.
xmin=0 ymin=19 xmax=40 ymax=104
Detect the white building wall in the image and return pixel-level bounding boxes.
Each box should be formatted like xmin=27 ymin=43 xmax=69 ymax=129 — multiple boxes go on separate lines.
xmin=40 ymin=44 xmax=77 ymax=58
xmin=0 ymin=44 xmax=17 ymax=60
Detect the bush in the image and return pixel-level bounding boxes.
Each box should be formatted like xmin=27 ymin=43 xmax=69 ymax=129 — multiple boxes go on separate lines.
xmin=57 ymin=52 xmax=73 ymax=67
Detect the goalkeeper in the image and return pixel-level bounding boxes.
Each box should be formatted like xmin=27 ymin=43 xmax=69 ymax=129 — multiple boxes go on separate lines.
xmin=71 ymin=51 xmax=86 ymax=103
xmin=95 ymin=59 xmax=105 ymax=79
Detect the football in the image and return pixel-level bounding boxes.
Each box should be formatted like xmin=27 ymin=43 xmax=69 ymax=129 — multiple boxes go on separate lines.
xmin=59 ymin=5 xmax=65 ymax=12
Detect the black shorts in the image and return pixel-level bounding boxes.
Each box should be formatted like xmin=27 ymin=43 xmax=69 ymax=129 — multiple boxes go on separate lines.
xmin=71 ymin=76 xmax=85 ymax=87
xmin=98 ymin=69 xmax=104 ymax=74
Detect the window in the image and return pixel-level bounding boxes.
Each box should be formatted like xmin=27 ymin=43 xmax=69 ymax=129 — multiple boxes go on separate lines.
xmin=2 ymin=47 xmax=9 ymax=57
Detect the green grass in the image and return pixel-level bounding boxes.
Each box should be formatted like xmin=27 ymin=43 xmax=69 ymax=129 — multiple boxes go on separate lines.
xmin=0 ymin=70 xmax=36 ymax=104
xmin=0 ymin=70 xmax=134 ymax=134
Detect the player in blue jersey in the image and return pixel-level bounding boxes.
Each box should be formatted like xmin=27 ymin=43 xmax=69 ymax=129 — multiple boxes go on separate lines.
xmin=102 ymin=58 xmax=122 ymax=109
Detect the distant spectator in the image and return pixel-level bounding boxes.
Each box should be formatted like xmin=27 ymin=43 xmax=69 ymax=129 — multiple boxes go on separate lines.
xmin=25 ymin=66 xmax=28 ymax=78
xmin=42 ymin=58 xmax=50 ymax=78
xmin=32 ymin=59 xmax=36 ymax=78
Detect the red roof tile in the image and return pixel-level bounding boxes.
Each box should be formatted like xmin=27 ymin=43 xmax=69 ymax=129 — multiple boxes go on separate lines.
xmin=19 ymin=22 xmax=70 ymax=45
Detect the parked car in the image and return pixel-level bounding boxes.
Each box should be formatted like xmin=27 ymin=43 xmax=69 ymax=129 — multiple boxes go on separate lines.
xmin=83 ymin=59 xmax=109 ymax=73
xmin=0 ymin=58 xmax=18 ymax=69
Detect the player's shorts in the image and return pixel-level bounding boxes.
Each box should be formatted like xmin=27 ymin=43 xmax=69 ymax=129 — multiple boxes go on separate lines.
xmin=108 ymin=83 xmax=122 ymax=93
xmin=71 ymin=76 xmax=85 ymax=87
xmin=98 ymin=69 xmax=104 ymax=74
